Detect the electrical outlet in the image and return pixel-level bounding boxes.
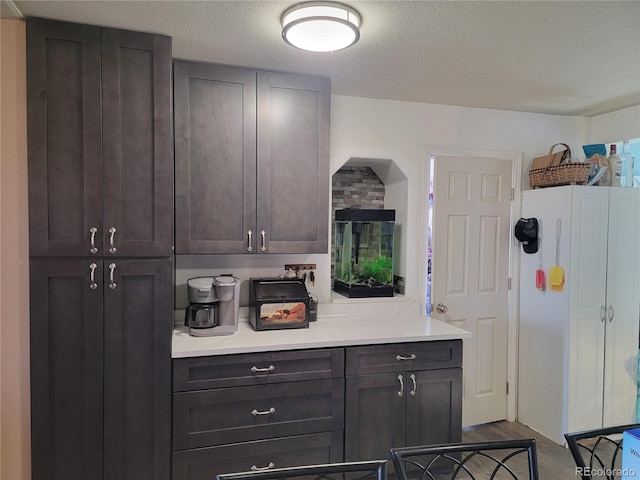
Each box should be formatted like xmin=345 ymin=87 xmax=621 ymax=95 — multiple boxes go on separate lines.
xmin=284 ymin=264 xmax=316 ymax=271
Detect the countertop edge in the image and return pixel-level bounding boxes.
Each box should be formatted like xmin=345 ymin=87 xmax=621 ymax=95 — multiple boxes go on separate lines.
xmin=172 ymin=315 xmax=471 ymax=358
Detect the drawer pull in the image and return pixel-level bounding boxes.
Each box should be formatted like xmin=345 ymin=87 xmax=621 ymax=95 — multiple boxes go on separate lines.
xmin=251 ymin=364 xmax=275 ymax=373
xmin=409 ymin=373 xmax=417 ymax=396
xmin=251 ymin=462 xmax=275 ymax=471
xmin=251 ymin=407 xmax=276 ymax=416
xmin=397 ymin=374 xmax=404 ymax=397
xmin=396 ymin=354 xmax=416 ymax=361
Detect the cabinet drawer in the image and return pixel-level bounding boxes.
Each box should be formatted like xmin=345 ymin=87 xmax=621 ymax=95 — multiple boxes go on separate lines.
xmin=345 ymin=341 xmax=462 ymax=376
xmin=172 ymin=431 xmax=344 ymax=480
xmin=173 ymin=378 xmax=345 ymax=449
xmin=173 ymin=348 xmax=344 ymax=391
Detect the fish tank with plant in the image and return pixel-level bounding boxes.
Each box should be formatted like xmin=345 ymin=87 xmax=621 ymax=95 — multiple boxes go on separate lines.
xmin=333 ymin=208 xmax=395 ymax=298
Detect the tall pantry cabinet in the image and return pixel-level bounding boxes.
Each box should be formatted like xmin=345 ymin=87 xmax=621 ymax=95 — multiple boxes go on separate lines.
xmin=518 ymin=185 xmax=640 ymax=445
xmin=27 ymin=18 xmax=173 ymax=480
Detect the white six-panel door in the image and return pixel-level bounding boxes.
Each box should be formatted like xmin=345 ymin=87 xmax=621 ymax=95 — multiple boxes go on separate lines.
xmin=431 ymin=154 xmax=512 ymax=427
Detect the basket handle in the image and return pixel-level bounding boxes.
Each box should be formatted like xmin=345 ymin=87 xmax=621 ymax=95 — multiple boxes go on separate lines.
xmin=546 ymin=143 xmax=571 ymax=166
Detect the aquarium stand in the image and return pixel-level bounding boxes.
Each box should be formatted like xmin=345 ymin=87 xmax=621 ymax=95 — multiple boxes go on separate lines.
xmin=333 ymin=279 xmax=394 ymax=298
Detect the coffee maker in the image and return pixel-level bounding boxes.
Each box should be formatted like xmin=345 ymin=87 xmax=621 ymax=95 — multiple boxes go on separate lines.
xmin=185 ymin=276 xmax=240 ymax=336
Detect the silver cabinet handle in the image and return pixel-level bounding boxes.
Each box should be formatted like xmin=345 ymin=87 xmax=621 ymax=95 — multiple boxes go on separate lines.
xmin=409 ymin=373 xmax=417 ymax=396
xmin=251 ymin=463 xmax=275 ymax=471
xmin=89 ymin=263 xmax=98 ymax=290
xmin=251 ymin=365 xmax=275 ymax=373
xmin=260 ymin=230 xmax=266 ymax=252
xmin=247 ymin=230 xmax=253 ymax=252
xmin=396 ymin=354 xmax=416 ymax=361
xmin=251 ymin=407 xmax=276 ymax=416
xmin=89 ymin=227 xmax=98 ymax=254
xmin=608 ymin=305 xmax=614 ymax=322
xmin=108 ymin=227 xmax=117 ymax=254
xmin=397 ymin=374 xmax=404 ymax=397
xmin=108 ymin=263 xmax=117 ymax=290
xmin=600 ymin=305 xmax=606 ymax=322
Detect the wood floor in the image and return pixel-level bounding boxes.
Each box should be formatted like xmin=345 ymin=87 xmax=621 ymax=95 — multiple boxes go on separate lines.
xmin=462 ymin=421 xmax=578 ymax=479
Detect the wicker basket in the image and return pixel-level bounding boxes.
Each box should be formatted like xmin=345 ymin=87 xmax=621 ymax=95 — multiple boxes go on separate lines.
xmin=529 ymin=144 xmax=591 ymax=188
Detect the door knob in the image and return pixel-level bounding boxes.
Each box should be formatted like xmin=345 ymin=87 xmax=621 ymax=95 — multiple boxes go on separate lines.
xmin=436 ymin=303 xmax=448 ymax=314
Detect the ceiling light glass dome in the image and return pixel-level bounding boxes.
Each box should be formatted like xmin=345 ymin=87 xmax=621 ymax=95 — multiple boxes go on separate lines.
xmin=281 ymin=1 xmax=361 ymax=53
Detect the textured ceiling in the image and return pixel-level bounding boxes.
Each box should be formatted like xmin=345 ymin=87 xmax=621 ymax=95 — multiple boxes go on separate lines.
xmin=4 ymin=0 xmax=640 ymax=117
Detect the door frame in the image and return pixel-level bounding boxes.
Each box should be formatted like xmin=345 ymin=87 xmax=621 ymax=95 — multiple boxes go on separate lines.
xmin=420 ymin=146 xmax=523 ymax=422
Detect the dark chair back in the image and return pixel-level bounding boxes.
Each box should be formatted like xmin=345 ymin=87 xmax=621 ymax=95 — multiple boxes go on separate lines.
xmin=390 ymin=438 xmax=539 ymax=479
xmin=216 ymin=460 xmax=388 ymax=480
xmin=565 ymin=423 xmax=640 ymax=480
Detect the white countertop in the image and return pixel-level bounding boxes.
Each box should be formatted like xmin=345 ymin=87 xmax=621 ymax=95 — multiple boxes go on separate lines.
xmin=172 ymin=313 xmax=471 ymax=358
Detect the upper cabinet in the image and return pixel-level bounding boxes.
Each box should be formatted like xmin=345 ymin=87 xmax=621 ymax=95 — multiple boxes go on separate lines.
xmin=27 ymin=18 xmax=173 ymax=258
xmin=174 ymin=61 xmax=330 ymax=254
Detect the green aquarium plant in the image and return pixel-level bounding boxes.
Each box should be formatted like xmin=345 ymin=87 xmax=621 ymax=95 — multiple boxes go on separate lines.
xmin=352 ymin=256 xmax=393 ymax=287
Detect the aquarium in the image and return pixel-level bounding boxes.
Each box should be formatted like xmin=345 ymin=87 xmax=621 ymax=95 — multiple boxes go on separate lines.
xmin=333 ymin=208 xmax=395 ymax=298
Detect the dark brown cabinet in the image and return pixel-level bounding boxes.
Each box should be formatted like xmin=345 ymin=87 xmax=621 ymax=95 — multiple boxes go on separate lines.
xmin=172 ymin=342 xmax=463 ymax=480
xmin=27 ymin=18 xmax=173 ymax=480
xmin=29 ymin=258 xmax=173 ymax=480
xmin=27 ymin=18 xmax=173 ymax=258
xmin=172 ymin=349 xmax=345 ymax=480
xmin=344 ymin=341 xmax=463 ymax=463
xmin=173 ymin=433 xmax=344 ymax=480
xmin=174 ymin=61 xmax=330 ymax=254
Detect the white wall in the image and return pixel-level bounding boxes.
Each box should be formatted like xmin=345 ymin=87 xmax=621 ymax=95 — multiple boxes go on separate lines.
xmin=328 ymin=95 xmax=591 ymax=303
xmin=590 ymin=105 xmax=640 ymax=144
xmin=0 ymin=19 xmax=30 ymax=480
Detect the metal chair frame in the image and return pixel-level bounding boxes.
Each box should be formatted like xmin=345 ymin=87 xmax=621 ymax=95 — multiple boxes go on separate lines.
xmin=216 ymin=460 xmax=388 ymax=480
xmin=565 ymin=423 xmax=640 ymax=480
xmin=390 ymin=438 xmax=539 ymax=480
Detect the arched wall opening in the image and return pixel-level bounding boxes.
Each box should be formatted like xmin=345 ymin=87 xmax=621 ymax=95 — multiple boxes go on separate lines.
xmin=331 ymin=157 xmax=409 ymax=297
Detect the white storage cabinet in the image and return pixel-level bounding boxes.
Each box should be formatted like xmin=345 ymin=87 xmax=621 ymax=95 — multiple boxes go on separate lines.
xmin=518 ymin=185 xmax=640 ymax=444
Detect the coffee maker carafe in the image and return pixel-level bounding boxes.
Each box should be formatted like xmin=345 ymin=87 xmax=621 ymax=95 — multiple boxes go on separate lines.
xmin=185 ymin=276 xmax=240 ymax=336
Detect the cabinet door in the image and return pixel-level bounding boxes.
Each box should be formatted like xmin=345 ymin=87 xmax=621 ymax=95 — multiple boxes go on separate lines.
xmin=569 ymin=187 xmax=609 ymax=432
xmin=603 ymin=188 xmax=640 ymax=427
xmin=27 ymin=18 xmax=102 ymax=257
xmin=174 ymin=62 xmax=257 ymax=253
xmin=103 ymin=258 xmax=172 ymax=480
xmin=102 ymin=29 xmax=173 ymax=257
xmin=405 ymin=368 xmax=462 ymax=447
xmin=29 ymin=259 xmax=104 ymax=480
xmin=256 ymin=73 xmax=330 ymax=254
xmin=344 ymin=373 xmax=405 ymax=461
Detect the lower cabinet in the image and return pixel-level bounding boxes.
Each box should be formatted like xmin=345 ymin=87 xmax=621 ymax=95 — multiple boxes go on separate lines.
xmin=344 ymin=341 xmax=463 ymax=462
xmin=30 ymin=258 xmax=173 ymax=480
xmin=172 ymin=432 xmax=344 ymax=480
xmin=171 ymin=341 xmax=463 ymax=480
xmin=173 ymin=378 xmax=344 ymax=449
xmin=171 ymin=349 xmax=345 ymax=480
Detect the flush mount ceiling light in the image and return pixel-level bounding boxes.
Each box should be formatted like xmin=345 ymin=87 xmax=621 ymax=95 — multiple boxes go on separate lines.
xmin=281 ymin=1 xmax=361 ymax=53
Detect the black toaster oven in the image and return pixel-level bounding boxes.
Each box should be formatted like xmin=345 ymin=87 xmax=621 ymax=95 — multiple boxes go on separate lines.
xmin=249 ymin=278 xmax=310 ymax=330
